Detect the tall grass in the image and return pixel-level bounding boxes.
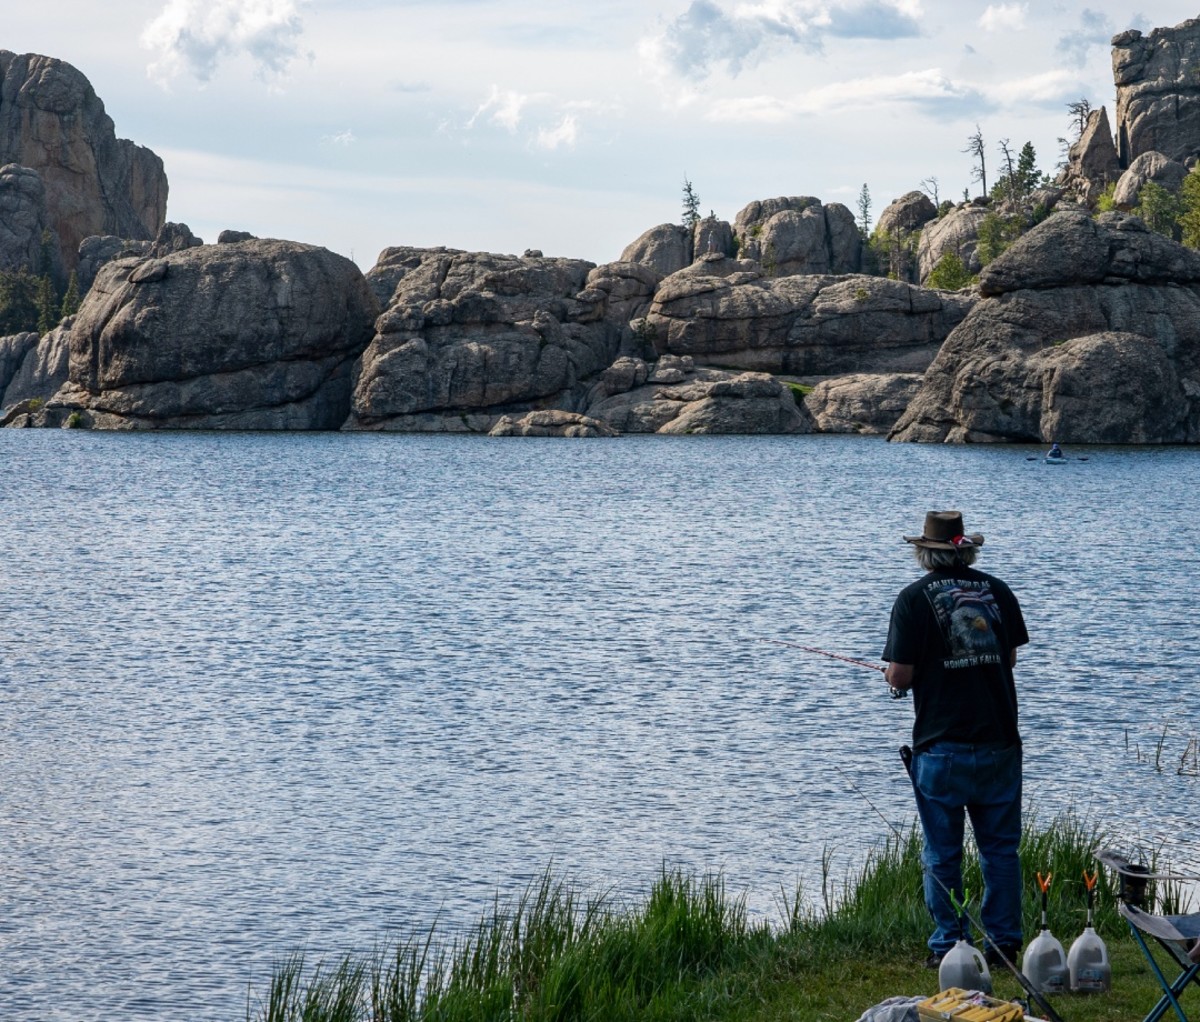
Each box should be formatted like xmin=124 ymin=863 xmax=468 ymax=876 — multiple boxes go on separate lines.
xmin=247 ymin=810 xmax=1175 ymax=1022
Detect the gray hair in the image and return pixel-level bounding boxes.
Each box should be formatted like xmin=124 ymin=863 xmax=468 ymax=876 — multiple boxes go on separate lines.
xmin=915 ymin=544 xmax=978 ymax=571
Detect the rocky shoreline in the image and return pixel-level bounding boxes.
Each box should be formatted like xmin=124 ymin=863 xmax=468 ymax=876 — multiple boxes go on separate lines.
xmin=4 ymin=17 xmax=1200 ymax=441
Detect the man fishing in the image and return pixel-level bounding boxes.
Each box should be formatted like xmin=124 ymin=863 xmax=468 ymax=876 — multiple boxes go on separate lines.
xmin=882 ymin=511 xmax=1029 ymax=971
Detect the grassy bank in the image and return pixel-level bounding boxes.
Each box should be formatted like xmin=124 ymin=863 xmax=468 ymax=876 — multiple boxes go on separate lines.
xmin=248 ymin=812 xmax=1195 ymax=1022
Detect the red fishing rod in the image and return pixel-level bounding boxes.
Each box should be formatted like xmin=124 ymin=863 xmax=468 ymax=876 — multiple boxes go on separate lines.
xmin=757 ymin=638 xmax=907 ymax=698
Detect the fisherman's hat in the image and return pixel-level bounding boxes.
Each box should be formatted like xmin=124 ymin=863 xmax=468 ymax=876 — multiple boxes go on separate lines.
xmin=903 ymin=510 xmax=984 ymax=550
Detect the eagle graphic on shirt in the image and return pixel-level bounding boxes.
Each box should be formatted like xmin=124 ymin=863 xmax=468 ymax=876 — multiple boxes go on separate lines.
xmin=923 ymin=579 xmax=1004 ymax=668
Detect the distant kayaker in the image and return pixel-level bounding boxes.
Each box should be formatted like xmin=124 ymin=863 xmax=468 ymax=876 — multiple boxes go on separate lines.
xmin=1047 ymin=442 xmax=1064 ymax=460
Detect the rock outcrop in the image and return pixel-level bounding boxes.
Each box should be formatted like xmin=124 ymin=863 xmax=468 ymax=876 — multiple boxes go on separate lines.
xmin=0 ymin=51 xmax=167 ymax=274
xmin=584 ymin=356 xmax=811 ymax=434
xmin=646 ymin=261 xmax=974 ymax=377
xmin=890 ymin=211 xmax=1200 ymax=443
xmin=489 ymin=409 xmax=617 ymax=437
xmin=76 ymin=235 xmax=154 ymax=293
xmin=876 ymin=191 xmax=937 ymax=238
xmin=0 ymin=321 xmax=71 ymax=422
xmin=732 ymin=197 xmax=861 ymax=276
xmin=916 ymin=203 xmax=993 ymax=282
xmin=1112 ymin=150 xmax=1189 ymax=209
xmin=620 ymin=224 xmax=693 ymax=277
xmin=346 ymin=250 xmax=628 ymax=431
xmin=40 ymin=240 xmax=378 ymax=429
xmin=803 ymin=373 xmax=924 ymax=434
xmin=1113 ymin=18 xmax=1200 ymax=166
xmin=1056 ymin=107 xmax=1123 ymax=205
xmin=0 ymin=163 xmax=58 ymax=276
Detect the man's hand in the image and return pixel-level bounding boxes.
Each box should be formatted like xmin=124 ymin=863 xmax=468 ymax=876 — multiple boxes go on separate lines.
xmin=885 ymin=661 xmax=913 ymax=692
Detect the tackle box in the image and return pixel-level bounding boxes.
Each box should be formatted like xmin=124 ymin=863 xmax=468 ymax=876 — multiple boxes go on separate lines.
xmin=917 ymin=988 xmax=1025 ymax=1022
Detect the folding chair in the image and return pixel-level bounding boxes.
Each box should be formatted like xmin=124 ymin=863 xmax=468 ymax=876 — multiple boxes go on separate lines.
xmin=1096 ymin=849 xmax=1200 ymax=1022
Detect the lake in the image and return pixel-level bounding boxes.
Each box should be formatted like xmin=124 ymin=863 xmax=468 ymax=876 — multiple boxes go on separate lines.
xmin=1 ymin=431 xmax=1196 ymax=1021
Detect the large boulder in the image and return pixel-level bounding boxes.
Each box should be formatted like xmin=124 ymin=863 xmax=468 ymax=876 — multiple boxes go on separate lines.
xmin=1112 ymin=150 xmax=1189 ymax=209
xmin=1056 ymin=107 xmax=1122 ymax=205
xmin=0 ymin=163 xmax=59 ymax=276
xmin=916 ymin=203 xmax=993 ymax=282
xmin=76 ymin=235 xmax=154 ymax=294
xmin=1113 ymin=18 xmax=1200 ymax=166
xmin=890 ymin=211 xmax=1200 ymax=443
xmin=803 ymin=373 xmax=924 ymax=434
xmin=646 ymin=266 xmax=974 ymax=377
xmin=347 ymin=249 xmax=623 ymax=431
xmin=0 ymin=321 xmax=70 ymax=416
xmin=619 ymin=224 xmax=692 ymax=277
xmin=585 ymin=357 xmax=811 ymax=435
xmin=0 ymin=51 xmax=167 ymax=274
xmin=44 ymin=239 xmax=378 ymax=429
xmin=876 ymin=191 xmax=937 ymax=237
xmin=733 ymin=196 xmax=861 ymax=276
xmin=489 ymin=409 xmax=617 ymax=437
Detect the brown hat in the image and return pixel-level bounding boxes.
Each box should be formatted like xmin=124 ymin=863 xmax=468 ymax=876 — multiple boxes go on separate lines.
xmin=903 ymin=510 xmax=984 ymax=550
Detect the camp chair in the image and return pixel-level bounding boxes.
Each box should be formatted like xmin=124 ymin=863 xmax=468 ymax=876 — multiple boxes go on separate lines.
xmin=1096 ymin=849 xmax=1200 ymax=1022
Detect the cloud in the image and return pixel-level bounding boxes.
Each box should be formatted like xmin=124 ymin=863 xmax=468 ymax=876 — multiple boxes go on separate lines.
xmin=468 ymin=86 xmax=530 ymax=132
xmin=1055 ymin=8 xmax=1113 ymax=68
xmin=978 ymin=3 xmax=1026 ymax=32
xmin=142 ymin=0 xmax=308 ymax=86
xmin=322 ymin=129 xmax=356 ymax=146
xmin=705 ymin=67 xmax=986 ymax=121
xmin=639 ymin=0 xmax=921 ymax=82
xmin=535 ymin=115 xmax=579 ymax=151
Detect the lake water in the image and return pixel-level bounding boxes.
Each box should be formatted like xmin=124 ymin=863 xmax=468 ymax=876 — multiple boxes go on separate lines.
xmin=1 ymin=431 xmax=1197 ymax=1022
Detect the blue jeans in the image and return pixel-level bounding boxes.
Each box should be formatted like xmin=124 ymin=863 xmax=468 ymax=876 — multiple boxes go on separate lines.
xmin=911 ymin=741 xmax=1023 ymax=955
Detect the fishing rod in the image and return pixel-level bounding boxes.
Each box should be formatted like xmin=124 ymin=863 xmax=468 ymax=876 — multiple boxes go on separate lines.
xmin=757 ymin=638 xmax=907 ymax=698
xmin=834 ymin=759 xmax=1066 ymax=1022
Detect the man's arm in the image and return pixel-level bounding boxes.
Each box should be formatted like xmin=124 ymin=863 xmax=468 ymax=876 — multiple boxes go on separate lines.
xmin=885 ymin=661 xmax=913 ymax=692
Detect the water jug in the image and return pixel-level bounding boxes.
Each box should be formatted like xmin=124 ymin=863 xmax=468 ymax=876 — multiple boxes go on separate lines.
xmin=939 ymin=938 xmax=992 ymax=994
xmin=1068 ymin=925 xmax=1111 ymax=993
xmin=1022 ymin=928 xmax=1068 ymax=994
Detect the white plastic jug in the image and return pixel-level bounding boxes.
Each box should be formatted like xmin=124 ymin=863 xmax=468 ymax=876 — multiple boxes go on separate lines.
xmin=939 ymin=938 xmax=993 ymax=994
xmin=1067 ymin=925 xmax=1111 ymax=993
xmin=1023 ymin=928 xmax=1068 ymax=994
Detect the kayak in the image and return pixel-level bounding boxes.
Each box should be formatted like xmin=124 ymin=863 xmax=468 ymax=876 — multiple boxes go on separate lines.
xmin=1044 ymin=455 xmax=1068 ymax=464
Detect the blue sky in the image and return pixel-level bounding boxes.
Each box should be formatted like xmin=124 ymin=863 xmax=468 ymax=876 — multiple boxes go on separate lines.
xmin=7 ymin=1 xmax=1197 ymax=269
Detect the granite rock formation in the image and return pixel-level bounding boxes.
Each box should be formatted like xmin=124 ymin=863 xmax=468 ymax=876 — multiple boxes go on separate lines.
xmin=1112 ymin=150 xmax=1189 ymax=209
xmin=584 ymin=356 xmax=811 ymax=435
xmin=38 ymin=240 xmax=378 ymax=429
xmin=489 ymin=409 xmax=617 ymax=437
xmin=0 ymin=163 xmax=59 ymax=276
xmin=0 ymin=321 xmax=71 ymax=423
xmin=916 ymin=203 xmax=992 ymax=282
xmin=1113 ymin=18 xmax=1200 ymax=166
xmin=620 ymin=224 xmax=693 ymax=278
xmin=346 ymin=250 xmax=632 ymax=431
xmin=76 ymin=235 xmax=154 ymax=293
xmin=876 ymin=191 xmax=937 ymax=238
xmin=0 ymin=51 xmax=167 ymax=274
xmin=803 ymin=372 xmax=924 ymax=434
xmin=645 ymin=260 xmax=974 ymax=377
xmin=1056 ymin=107 xmax=1123 ymax=205
xmin=890 ymin=211 xmax=1200 ymax=443
xmin=732 ymin=196 xmax=861 ymax=276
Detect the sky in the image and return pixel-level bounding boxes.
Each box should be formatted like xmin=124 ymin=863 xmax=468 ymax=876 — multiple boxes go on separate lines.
xmin=6 ymin=1 xmax=1199 ymax=270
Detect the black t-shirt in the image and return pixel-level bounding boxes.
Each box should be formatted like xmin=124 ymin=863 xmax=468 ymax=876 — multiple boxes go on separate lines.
xmin=883 ymin=566 xmax=1028 ymax=753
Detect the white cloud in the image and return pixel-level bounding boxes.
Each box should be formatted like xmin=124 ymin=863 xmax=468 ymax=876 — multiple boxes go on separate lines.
xmin=1055 ymin=7 xmax=1113 ymax=68
xmin=535 ymin=115 xmax=579 ymax=151
xmin=705 ymin=67 xmax=982 ymax=120
xmin=142 ymin=0 xmax=308 ymax=86
xmin=468 ymin=86 xmax=529 ymax=132
xmin=322 ymin=129 xmax=356 ymax=146
xmin=979 ymin=3 xmax=1026 ymax=32
xmin=638 ymin=0 xmax=921 ymax=83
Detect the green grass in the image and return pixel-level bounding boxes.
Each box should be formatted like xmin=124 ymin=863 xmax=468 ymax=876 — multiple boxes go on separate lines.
xmin=247 ymin=812 xmax=1197 ymax=1022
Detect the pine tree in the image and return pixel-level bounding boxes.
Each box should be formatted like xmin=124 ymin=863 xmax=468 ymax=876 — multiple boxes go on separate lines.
xmin=963 ymin=125 xmax=987 ymax=197
xmin=1016 ymin=142 xmax=1039 ymax=194
xmin=1178 ymin=168 xmax=1200 ymax=248
xmin=856 ymin=183 xmax=872 ymax=237
xmin=60 ymin=271 xmax=81 ymax=319
xmin=681 ymin=176 xmax=700 ymax=229
xmin=36 ymin=274 xmax=57 ymax=334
